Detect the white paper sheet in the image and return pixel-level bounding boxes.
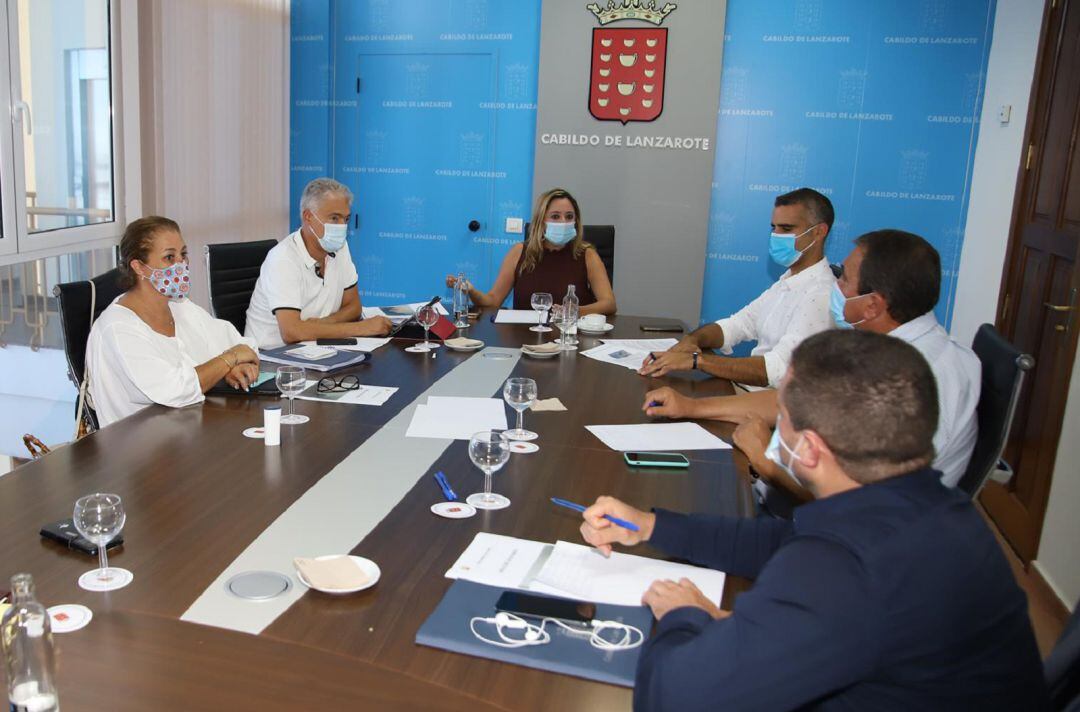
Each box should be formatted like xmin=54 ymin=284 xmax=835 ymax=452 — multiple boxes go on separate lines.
xmin=363 ymin=302 xmax=449 ymax=323
xmin=405 ymin=396 xmax=509 ymax=440
xmin=532 ymin=541 xmax=727 ymax=607
xmin=580 ymin=342 xmax=654 ymax=370
xmin=495 ymin=309 xmax=544 ymax=324
xmin=598 ymin=338 xmax=679 ymax=352
xmin=585 ymin=422 xmax=731 ymax=451
xmin=445 ymin=533 xmax=550 ymax=589
xmin=298 ymin=337 xmax=392 ymax=353
xmin=294 ymin=383 xmax=397 ymax=406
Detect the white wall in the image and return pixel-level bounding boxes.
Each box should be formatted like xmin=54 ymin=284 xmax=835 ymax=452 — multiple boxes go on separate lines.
xmin=952 ymin=0 xmax=1080 ymax=610
xmin=138 ymin=0 xmax=291 ymax=310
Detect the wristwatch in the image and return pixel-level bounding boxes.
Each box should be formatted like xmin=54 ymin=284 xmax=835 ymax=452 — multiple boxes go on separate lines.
xmin=692 ymin=352 xmax=699 ymax=370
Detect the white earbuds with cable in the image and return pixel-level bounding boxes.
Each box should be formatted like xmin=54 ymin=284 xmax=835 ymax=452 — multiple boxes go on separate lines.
xmin=470 ymin=611 xmax=644 ymax=651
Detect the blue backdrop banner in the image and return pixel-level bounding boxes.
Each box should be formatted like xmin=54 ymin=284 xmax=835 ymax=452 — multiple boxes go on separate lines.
xmin=701 ymin=0 xmax=996 ymax=336
xmin=290 ymin=0 xmax=541 ymax=306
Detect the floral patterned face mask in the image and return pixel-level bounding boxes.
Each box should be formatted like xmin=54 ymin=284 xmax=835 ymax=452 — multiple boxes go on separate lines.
xmin=141 ymin=261 xmax=191 ymax=301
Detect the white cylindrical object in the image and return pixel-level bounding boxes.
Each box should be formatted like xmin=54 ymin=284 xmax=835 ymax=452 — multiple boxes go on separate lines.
xmin=263 ymin=406 xmax=281 ymax=447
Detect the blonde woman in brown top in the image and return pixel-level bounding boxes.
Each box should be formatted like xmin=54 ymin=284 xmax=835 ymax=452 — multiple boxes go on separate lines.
xmin=445 ymin=188 xmax=617 ymax=315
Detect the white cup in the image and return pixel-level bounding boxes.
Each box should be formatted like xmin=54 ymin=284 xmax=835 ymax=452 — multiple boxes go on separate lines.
xmin=580 ymin=314 xmax=606 ymax=329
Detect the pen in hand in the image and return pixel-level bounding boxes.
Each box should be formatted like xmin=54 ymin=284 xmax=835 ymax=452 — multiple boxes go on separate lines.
xmin=550 ymin=497 xmax=640 ymax=532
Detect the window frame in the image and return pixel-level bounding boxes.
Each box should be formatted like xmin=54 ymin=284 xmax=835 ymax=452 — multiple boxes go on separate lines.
xmin=0 ymin=0 xmax=140 ymax=267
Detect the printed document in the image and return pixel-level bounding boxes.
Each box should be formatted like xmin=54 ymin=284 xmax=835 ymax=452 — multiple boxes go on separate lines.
xmin=585 ymin=422 xmax=731 ymax=451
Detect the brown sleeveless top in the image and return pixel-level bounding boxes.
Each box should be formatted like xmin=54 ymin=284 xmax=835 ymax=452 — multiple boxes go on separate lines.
xmin=512 ymin=244 xmax=596 ymax=309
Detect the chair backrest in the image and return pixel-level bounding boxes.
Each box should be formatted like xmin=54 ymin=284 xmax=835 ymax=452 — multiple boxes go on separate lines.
xmin=204 ymin=239 xmax=277 ymax=334
xmin=523 ymin=224 xmax=615 ymax=285
xmin=52 ymin=268 xmax=125 ymax=432
xmin=956 ymin=323 xmax=1035 ymax=497
xmin=1045 ymin=601 xmax=1080 ymax=710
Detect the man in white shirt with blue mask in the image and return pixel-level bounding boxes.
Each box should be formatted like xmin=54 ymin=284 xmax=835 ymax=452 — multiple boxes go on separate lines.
xmin=647 ymin=229 xmax=981 ymax=517
xmin=640 ymin=188 xmax=836 ymax=389
xmin=245 ymin=177 xmax=392 ymax=348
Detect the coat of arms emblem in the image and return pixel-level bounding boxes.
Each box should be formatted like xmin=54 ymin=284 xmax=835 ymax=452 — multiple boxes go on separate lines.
xmin=586 ymin=1 xmax=677 ymax=124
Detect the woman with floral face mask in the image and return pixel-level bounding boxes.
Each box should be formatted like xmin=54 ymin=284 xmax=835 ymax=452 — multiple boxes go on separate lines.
xmin=85 ymin=216 xmax=261 ymax=427
xmin=444 ymin=188 xmax=617 ymax=316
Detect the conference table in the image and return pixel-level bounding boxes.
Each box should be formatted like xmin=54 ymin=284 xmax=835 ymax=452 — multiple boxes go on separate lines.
xmin=0 ymin=311 xmax=757 ymax=711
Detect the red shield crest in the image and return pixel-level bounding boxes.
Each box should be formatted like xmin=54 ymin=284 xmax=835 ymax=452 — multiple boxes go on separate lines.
xmin=588 ymin=27 xmax=668 ymax=124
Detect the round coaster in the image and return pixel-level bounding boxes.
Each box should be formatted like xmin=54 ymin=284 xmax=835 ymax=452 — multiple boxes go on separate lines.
xmin=504 ymin=429 xmax=539 ymax=442
xmin=243 ymin=427 xmax=265 ymax=439
xmin=431 ymin=501 xmax=477 ymax=519
xmin=509 ymin=441 xmax=539 ymax=454
xmin=78 ymin=567 xmax=133 ymax=592
xmin=466 ymin=493 xmax=511 ymax=510
xmin=405 ymin=345 xmax=432 ymax=353
xmin=47 ymin=604 xmax=92 ymax=633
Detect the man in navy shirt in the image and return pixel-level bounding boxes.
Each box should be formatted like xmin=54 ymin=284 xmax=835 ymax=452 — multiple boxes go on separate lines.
xmin=582 ymin=330 xmax=1046 ymax=711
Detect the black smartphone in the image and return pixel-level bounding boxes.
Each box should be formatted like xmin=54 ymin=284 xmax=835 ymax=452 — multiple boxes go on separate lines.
xmin=40 ymin=519 xmax=124 ymax=556
xmin=495 ymin=591 xmax=597 ymax=628
xmin=640 ymin=324 xmax=685 ymax=333
xmin=316 ymin=338 xmax=356 ymax=346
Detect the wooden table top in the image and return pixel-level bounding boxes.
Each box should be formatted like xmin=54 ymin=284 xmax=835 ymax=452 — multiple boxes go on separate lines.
xmin=0 ymin=311 xmax=755 ymax=711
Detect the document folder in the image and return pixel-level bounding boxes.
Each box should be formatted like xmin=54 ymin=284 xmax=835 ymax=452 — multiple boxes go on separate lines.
xmin=415 ymin=580 xmax=652 ymax=688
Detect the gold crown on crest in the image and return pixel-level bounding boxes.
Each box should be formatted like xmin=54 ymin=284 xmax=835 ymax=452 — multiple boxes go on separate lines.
xmin=586 ymin=1 xmax=678 ymax=26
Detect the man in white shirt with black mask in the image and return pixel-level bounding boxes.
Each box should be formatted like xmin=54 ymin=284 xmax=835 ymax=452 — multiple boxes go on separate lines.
xmin=640 ymin=188 xmax=835 ymax=389
xmin=245 ymin=177 xmax=392 ymax=349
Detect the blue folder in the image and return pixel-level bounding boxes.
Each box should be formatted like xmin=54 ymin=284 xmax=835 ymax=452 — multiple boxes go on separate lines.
xmin=415 ymin=580 xmax=653 ymax=688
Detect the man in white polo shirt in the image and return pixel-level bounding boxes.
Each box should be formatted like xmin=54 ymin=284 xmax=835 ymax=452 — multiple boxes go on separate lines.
xmin=645 ymin=229 xmax=980 ymax=516
xmin=245 ymin=177 xmax=391 ymax=349
xmin=639 ymin=188 xmax=836 ymax=389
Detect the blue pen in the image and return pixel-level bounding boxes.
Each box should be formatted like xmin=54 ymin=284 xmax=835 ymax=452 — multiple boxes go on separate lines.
xmin=648 ymin=401 xmax=661 ymax=408
xmin=550 ymin=497 xmax=640 ymax=532
xmin=434 ymin=471 xmax=458 ymax=501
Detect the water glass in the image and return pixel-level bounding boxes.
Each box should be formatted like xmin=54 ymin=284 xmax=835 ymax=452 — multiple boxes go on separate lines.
xmin=73 ymin=493 xmax=130 ymax=590
xmin=417 ymin=304 xmax=441 ymax=350
xmin=466 ymin=431 xmax=511 ymax=510
xmin=530 ymin=292 xmax=553 ymax=332
xmin=503 ymin=377 xmax=538 ymax=441
xmin=276 ymin=365 xmax=309 ymax=424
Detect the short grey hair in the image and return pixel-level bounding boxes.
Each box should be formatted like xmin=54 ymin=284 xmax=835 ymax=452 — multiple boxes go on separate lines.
xmin=299 ymin=177 xmax=353 ymax=216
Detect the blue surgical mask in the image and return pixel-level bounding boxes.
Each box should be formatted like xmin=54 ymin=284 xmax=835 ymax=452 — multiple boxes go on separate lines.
xmin=768 ymin=224 xmax=818 ymax=268
xmin=309 ymin=213 xmax=348 ymax=253
xmin=544 ymin=221 xmax=576 ymax=246
xmin=830 ymin=283 xmax=870 ymax=330
xmin=764 ymin=417 xmax=804 ymax=486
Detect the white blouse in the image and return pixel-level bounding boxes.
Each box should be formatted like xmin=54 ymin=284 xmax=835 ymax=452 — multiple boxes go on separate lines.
xmin=86 ymin=298 xmax=257 ymax=427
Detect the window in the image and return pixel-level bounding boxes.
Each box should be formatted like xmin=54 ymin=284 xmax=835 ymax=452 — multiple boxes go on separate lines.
xmin=0 ymin=0 xmax=129 ymax=263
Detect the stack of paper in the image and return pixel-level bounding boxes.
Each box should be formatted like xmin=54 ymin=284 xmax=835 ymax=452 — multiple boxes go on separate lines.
xmin=297 ymin=337 xmax=391 ymax=353
xmin=445 ymin=533 xmax=727 ymax=608
xmin=580 ymin=338 xmax=678 ymax=370
xmin=585 ymin=422 xmax=731 ymax=451
xmin=294 ymin=382 xmax=397 ymax=406
xmin=495 ymin=309 xmax=544 ymax=325
xmin=405 ymin=396 xmax=509 ymax=440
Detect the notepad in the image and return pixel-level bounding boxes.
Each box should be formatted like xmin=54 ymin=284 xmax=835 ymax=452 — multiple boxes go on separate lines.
xmin=585 ymin=422 xmax=731 ymax=451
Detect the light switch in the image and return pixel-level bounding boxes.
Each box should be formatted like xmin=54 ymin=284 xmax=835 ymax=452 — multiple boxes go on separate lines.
xmin=505 ymin=217 xmax=524 ymax=234
xmin=998 ymin=104 xmax=1012 ymax=124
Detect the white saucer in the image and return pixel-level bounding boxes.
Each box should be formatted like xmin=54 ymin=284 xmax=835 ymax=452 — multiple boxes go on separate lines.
xmin=521 ymin=347 xmax=560 ymax=359
xmin=445 ymin=341 xmax=484 ymax=352
xmin=578 ymin=322 xmax=614 ymax=334
xmin=431 ymin=501 xmax=477 ymax=519
xmin=295 ymin=555 xmax=381 ymax=594
xmin=78 ymin=568 xmax=133 ymax=592
xmin=47 ymin=604 xmax=93 ymax=633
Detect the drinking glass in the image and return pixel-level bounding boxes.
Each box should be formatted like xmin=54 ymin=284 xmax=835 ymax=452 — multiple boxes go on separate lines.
xmin=466 ymin=431 xmax=511 ymax=510
xmin=555 ymin=310 xmax=577 ymax=351
xmin=276 ymin=365 xmax=309 ymax=424
xmin=503 ymin=377 xmax=538 ymax=441
xmin=73 ymin=493 xmax=131 ymax=591
xmin=530 ymin=292 xmax=553 ymax=332
xmin=417 ymin=304 xmax=441 ymax=350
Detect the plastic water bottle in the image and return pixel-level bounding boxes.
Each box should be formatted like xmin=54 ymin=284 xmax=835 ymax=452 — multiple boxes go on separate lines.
xmin=2 ymin=574 xmax=59 ymax=712
xmin=563 ymin=285 xmax=579 ymax=350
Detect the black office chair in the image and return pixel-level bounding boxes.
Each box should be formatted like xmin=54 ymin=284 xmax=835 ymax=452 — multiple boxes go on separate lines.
xmin=204 ymin=239 xmax=277 ymax=334
xmin=522 ymin=223 xmax=615 ymax=285
xmin=53 ymin=267 xmax=125 ymax=433
xmin=1045 ymin=602 xmax=1080 ymax=710
xmin=955 ymin=323 xmax=1035 ymax=498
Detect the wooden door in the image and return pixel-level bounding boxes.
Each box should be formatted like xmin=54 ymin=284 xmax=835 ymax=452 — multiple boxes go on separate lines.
xmin=982 ymin=0 xmax=1080 ymax=563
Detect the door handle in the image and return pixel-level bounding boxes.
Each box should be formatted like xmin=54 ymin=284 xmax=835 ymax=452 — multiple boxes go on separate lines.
xmin=12 ymin=100 xmax=32 ymax=136
xmin=1046 ymin=288 xmax=1077 ymax=334
xmin=1044 ymin=303 xmax=1076 ymax=312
